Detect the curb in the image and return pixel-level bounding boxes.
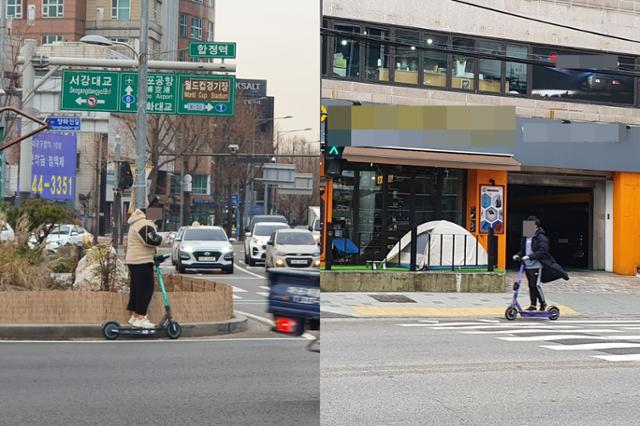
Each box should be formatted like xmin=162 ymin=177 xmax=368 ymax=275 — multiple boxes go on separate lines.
xmin=0 ymin=315 xmax=248 ymax=340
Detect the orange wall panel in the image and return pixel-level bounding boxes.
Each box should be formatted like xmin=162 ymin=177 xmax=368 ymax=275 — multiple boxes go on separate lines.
xmin=613 ymin=172 xmax=640 ymax=275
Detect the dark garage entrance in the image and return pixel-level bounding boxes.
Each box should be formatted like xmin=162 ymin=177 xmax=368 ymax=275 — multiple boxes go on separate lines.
xmin=507 ymin=184 xmax=591 ymax=270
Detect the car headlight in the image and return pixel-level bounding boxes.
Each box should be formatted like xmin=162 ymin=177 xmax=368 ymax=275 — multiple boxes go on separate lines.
xmin=275 ymin=259 xmax=285 ymax=267
xmin=182 ymin=246 xmax=193 ymax=253
xmin=252 ymin=237 xmax=260 ymax=244
xmin=221 ymin=245 xmax=233 ymax=253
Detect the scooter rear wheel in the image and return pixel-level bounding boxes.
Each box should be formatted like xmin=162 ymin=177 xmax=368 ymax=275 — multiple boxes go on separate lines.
xmin=548 ymin=306 xmax=560 ymax=321
xmin=505 ymin=306 xmax=518 ymax=321
xmin=103 ymin=321 xmax=120 ymax=340
xmin=166 ymin=321 xmax=182 ymax=339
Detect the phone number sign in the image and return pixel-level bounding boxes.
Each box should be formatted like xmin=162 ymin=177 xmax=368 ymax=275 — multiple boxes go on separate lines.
xmin=31 ymin=132 xmax=77 ymax=200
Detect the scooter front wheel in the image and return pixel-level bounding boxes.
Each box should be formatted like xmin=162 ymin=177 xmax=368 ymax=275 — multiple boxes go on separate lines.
xmin=102 ymin=321 xmax=120 ymax=340
xmin=548 ymin=306 xmax=560 ymax=321
xmin=166 ymin=321 xmax=182 ymax=339
xmin=505 ymin=306 xmax=518 ymax=321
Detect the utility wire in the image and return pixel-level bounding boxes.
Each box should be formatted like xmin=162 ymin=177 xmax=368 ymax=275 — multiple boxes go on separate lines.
xmin=450 ymin=0 xmax=640 ymax=45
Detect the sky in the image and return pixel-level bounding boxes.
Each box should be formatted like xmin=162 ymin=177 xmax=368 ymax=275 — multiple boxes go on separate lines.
xmin=215 ymin=0 xmax=321 ymax=146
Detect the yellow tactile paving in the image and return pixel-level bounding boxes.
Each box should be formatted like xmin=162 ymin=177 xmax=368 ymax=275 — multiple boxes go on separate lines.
xmin=351 ymin=305 xmax=577 ymax=317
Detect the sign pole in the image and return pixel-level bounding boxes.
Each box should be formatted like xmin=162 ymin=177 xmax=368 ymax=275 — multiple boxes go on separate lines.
xmin=18 ymin=39 xmax=36 ymax=203
xmin=135 ymin=0 xmax=149 ymax=210
xmin=113 ymin=135 xmax=121 ymax=250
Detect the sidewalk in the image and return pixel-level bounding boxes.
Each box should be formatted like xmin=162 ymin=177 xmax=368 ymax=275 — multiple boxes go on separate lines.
xmin=322 ymin=270 xmax=640 ymax=318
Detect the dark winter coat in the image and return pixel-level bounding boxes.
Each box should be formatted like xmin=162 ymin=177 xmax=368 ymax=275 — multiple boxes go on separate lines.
xmin=517 ymin=227 xmax=569 ymax=283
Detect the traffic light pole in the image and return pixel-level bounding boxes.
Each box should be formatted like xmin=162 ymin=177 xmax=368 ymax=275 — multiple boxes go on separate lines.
xmin=112 ymin=137 xmax=122 ymax=250
xmin=134 ymin=0 xmax=149 ymax=210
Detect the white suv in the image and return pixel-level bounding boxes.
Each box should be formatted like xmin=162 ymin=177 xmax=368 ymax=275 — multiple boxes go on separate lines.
xmin=244 ymin=222 xmax=290 ymax=266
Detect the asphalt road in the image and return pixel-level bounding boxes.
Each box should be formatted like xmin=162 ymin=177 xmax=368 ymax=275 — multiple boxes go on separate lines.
xmin=321 ymin=317 xmax=640 ymax=426
xmin=0 ymin=335 xmax=319 ymax=426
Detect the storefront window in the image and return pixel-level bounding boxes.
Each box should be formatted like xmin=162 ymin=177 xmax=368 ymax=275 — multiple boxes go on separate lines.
xmin=505 ymin=44 xmax=528 ymax=95
xmin=452 ymin=37 xmax=475 ymax=90
xmin=332 ymin=170 xmax=357 ymax=263
xmin=532 ymin=48 xmax=634 ymax=105
xmin=478 ymin=40 xmax=502 ymax=93
xmin=423 ymin=34 xmax=447 ymax=88
xmin=333 ymin=24 xmax=360 ymax=79
xmin=385 ymin=174 xmax=413 ymax=255
xmin=358 ymin=171 xmax=383 ymax=261
xmin=364 ymin=27 xmax=390 ymax=82
xmin=394 ymin=30 xmax=419 ymax=85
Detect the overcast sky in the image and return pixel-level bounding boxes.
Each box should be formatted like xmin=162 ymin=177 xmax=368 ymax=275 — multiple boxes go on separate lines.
xmin=215 ymin=0 xmax=320 ymax=146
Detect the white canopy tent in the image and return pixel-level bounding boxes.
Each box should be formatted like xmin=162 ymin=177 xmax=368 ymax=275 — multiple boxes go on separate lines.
xmin=384 ymin=220 xmax=488 ymax=269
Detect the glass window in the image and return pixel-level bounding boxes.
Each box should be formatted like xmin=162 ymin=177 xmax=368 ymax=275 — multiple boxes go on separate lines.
xmin=505 ymin=44 xmax=528 ymax=95
xmin=183 ymin=227 xmax=227 ymax=241
xmin=322 ymin=19 xmax=327 ymax=76
xmin=423 ymin=34 xmax=447 ymax=88
xmin=478 ymin=40 xmax=502 ymax=93
xmin=6 ymin=0 xmax=22 ymax=18
xmin=111 ymin=0 xmax=130 ymax=20
xmin=191 ymin=16 xmax=202 ymax=40
xmin=192 ymin=174 xmax=208 ymax=194
xmin=364 ymin=27 xmax=390 ymax=82
xmin=254 ymin=223 xmax=289 ymax=237
xmin=276 ymin=231 xmax=315 ymax=245
xmin=332 ymin=170 xmax=357 ymax=262
xmin=180 ymin=15 xmax=187 ymax=37
xmin=207 ymin=21 xmax=214 ymax=41
xmin=333 ymin=24 xmax=360 ymax=79
xmin=50 ymin=225 xmax=72 ymax=235
xmin=452 ymin=37 xmax=475 ymax=90
xmin=532 ymin=47 xmax=634 ymax=105
xmin=358 ymin=170 xmax=383 ymax=262
xmin=42 ymin=0 xmax=63 ymax=17
xmin=394 ymin=30 xmax=419 ymax=85
xmin=170 ymin=175 xmax=181 ymax=194
xmin=41 ymin=34 xmax=63 ymax=45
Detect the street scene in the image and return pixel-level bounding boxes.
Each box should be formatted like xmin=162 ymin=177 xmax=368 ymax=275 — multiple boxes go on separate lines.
xmin=1 ymin=0 xmax=319 ymax=425
xmin=320 ymin=0 xmax=640 ymax=424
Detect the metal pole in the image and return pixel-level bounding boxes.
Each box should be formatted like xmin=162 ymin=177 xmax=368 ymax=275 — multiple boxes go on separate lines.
xmin=179 ymin=159 xmax=184 ymax=226
xmin=264 ymin=183 xmax=268 ymax=214
xmin=0 ymin=0 xmax=6 ymax=94
xmin=113 ymin=136 xmax=121 ymax=250
xmin=135 ymin=0 xmax=149 ymax=210
xmin=18 ymin=39 xmax=36 ymax=202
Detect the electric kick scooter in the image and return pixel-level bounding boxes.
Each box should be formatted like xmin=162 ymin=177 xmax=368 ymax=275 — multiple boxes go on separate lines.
xmin=102 ymin=254 xmax=182 ymax=339
xmin=505 ymin=258 xmax=560 ymax=321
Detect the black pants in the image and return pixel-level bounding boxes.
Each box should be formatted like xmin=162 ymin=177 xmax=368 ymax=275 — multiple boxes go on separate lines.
xmin=127 ymin=263 xmax=155 ymax=316
xmin=525 ymin=268 xmax=546 ymax=306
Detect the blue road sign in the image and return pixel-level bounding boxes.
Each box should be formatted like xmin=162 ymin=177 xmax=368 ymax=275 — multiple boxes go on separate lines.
xmin=46 ymin=117 xmax=81 ymax=131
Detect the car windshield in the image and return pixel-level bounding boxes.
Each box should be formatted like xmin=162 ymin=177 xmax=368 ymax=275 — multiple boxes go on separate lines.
xmin=313 ymin=219 xmax=321 ymax=231
xmin=254 ymin=223 xmax=288 ymax=236
xmin=50 ymin=225 xmax=72 ymax=235
xmin=276 ymin=232 xmax=315 ymax=245
xmin=183 ymin=228 xmax=227 ymax=241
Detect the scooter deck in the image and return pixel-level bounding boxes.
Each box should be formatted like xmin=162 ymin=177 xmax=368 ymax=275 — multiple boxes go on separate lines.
xmin=115 ymin=326 xmax=163 ymax=336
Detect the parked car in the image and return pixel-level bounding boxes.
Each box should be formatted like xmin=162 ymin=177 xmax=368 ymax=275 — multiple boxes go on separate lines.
xmin=0 ymin=221 xmax=15 ymax=242
xmin=265 ymin=229 xmax=320 ymax=269
xmin=170 ymin=226 xmax=187 ymax=265
xmin=244 ymin=215 xmax=287 ymax=236
xmin=45 ymin=224 xmax=92 ymax=252
xmin=175 ymin=226 xmax=234 ymax=274
xmin=244 ymin=222 xmax=290 ymax=266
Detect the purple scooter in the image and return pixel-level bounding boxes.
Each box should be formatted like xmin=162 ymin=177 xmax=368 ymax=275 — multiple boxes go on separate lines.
xmin=505 ymin=259 xmax=560 ymax=321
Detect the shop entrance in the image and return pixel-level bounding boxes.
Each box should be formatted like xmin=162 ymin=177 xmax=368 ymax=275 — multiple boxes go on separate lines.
xmin=507 ymin=184 xmax=591 ymax=270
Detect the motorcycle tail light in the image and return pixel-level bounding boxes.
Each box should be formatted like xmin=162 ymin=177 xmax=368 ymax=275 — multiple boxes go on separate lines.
xmin=274 ymin=317 xmax=297 ymax=334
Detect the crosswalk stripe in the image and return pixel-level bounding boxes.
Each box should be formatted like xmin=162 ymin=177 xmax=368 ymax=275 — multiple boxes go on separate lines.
xmin=541 ymin=342 xmax=640 ymax=351
xmin=425 ymin=324 xmax=579 ymax=330
xmin=465 ymin=328 xmax=623 ymax=335
xmin=548 ymin=320 xmax=640 ymax=324
xmin=499 ymin=335 xmax=640 ymax=342
xmin=259 ymin=286 xmax=270 ymax=290
xmin=233 ymin=295 xmax=241 ymax=300
xmin=257 ymin=292 xmax=269 ymax=297
xmin=593 ymin=354 xmax=640 ymax=362
xmin=232 ymin=286 xmax=247 ymax=293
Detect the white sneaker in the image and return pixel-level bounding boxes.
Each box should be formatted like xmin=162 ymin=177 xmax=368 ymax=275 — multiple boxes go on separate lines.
xmin=128 ymin=315 xmax=137 ymax=326
xmin=133 ymin=317 xmax=156 ymax=329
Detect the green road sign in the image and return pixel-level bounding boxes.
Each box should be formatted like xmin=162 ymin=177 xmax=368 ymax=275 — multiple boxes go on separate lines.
xmin=189 ymin=42 xmax=236 ymax=59
xmin=61 ymin=70 xmax=120 ymax=112
xmin=62 ymin=71 xmax=234 ymax=116
xmin=177 ymin=74 xmax=236 ymax=116
xmin=119 ymin=73 xmax=178 ymax=114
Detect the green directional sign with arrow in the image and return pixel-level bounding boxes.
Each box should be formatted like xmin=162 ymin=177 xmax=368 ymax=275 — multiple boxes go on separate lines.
xmin=61 ymin=70 xmax=120 ymax=112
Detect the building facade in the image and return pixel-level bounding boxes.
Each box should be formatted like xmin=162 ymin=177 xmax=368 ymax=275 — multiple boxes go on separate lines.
xmin=321 ymin=0 xmax=640 ymax=275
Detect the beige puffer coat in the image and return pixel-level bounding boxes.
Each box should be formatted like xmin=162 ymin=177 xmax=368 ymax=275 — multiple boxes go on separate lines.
xmin=125 ymin=209 xmax=163 ymax=265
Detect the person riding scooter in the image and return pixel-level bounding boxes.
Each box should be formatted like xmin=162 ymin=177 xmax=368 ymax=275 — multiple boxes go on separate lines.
xmin=125 ymin=209 xmax=163 ymax=328
xmin=513 ymin=216 xmax=569 ymax=311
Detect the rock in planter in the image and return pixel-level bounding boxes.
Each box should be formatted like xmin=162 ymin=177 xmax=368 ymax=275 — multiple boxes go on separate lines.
xmin=73 ymin=244 xmax=129 ymax=292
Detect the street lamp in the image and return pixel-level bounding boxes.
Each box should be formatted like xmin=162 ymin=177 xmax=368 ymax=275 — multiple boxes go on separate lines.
xmin=80 ymin=35 xmax=138 ymax=58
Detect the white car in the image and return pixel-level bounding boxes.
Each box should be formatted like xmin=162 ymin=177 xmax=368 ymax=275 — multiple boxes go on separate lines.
xmin=45 ymin=224 xmax=91 ymax=252
xmin=175 ymin=226 xmax=234 ymax=274
xmin=0 ymin=221 xmax=15 ymax=242
xmin=265 ymin=229 xmax=321 ymax=269
xmin=170 ymin=226 xmax=187 ymax=265
xmin=244 ymin=222 xmax=290 ymax=266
